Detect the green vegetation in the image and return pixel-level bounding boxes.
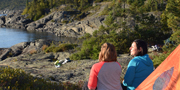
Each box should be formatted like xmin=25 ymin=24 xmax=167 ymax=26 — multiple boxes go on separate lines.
xmin=69 ymin=0 xmax=180 ymax=69
xmin=70 ymin=0 xmax=172 ymax=61
xmin=152 ymin=29 xmax=180 ymax=68
xmin=150 ymin=0 xmax=180 ymax=67
xmin=0 ymin=0 xmax=32 ymax=10
xmin=0 ymin=67 xmax=83 ymax=90
xmin=21 ymin=0 xmax=110 ymax=21
xmin=44 ymin=42 xmax=78 ymax=53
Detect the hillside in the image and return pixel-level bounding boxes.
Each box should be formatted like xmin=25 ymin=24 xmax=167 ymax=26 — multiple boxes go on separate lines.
xmin=0 ymin=0 xmax=32 ymax=10
xmin=0 ymin=0 xmax=178 ymax=62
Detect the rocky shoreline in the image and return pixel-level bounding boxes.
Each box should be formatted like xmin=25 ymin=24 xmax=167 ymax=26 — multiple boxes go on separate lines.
xmin=0 ymin=39 xmax=133 ymax=84
xmin=0 ymin=2 xmax=135 ymax=84
xmin=0 ymin=2 xmax=110 ymax=38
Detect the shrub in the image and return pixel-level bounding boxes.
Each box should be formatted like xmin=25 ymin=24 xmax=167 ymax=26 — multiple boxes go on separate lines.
xmin=44 ymin=44 xmax=56 ymax=53
xmin=70 ymin=30 xmax=134 ymax=60
xmin=29 ymin=49 xmax=37 ymax=54
xmin=99 ymin=5 xmax=110 ymax=16
xmin=103 ymin=13 xmax=114 ymax=26
xmin=0 ymin=67 xmax=83 ymax=90
xmin=45 ymin=43 xmax=78 ymax=53
xmin=42 ymin=45 xmax=49 ymax=51
xmin=152 ymin=30 xmax=180 ymax=68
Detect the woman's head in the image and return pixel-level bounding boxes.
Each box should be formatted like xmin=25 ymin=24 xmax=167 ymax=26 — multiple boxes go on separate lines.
xmin=99 ymin=43 xmax=117 ymax=62
xmin=130 ymin=39 xmax=148 ymax=56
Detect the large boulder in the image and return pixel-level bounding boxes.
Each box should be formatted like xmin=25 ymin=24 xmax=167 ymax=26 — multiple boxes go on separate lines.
xmin=0 ymin=48 xmax=11 ymax=61
xmin=0 ymin=39 xmax=53 ymax=60
xmin=22 ymin=39 xmax=52 ymax=54
xmin=10 ymin=42 xmax=29 ymax=56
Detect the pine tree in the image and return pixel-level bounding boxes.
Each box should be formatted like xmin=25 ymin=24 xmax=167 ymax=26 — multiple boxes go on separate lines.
xmin=26 ymin=0 xmax=29 ymax=7
xmin=165 ymin=0 xmax=180 ymax=32
xmin=74 ymin=0 xmax=79 ymax=6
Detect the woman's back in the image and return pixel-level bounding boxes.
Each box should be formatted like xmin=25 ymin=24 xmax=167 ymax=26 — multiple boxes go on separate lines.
xmin=90 ymin=62 xmax=122 ymax=90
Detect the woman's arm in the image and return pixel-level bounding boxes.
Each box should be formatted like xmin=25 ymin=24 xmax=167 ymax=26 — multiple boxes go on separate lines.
xmin=88 ymin=65 xmax=98 ymax=90
xmin=88 ymin=62 xmax=104 ymax=89
xmin=123 ymin=59 xmax=137 ymax=86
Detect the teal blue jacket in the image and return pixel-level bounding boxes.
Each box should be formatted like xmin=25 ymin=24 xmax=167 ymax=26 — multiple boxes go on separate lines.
xmin=123 ymin=54 xmax=154 ymax=90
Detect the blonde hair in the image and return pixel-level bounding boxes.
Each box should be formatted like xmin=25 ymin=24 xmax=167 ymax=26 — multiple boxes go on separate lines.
xmin=99 ymin=43 xmax=117 ymax=62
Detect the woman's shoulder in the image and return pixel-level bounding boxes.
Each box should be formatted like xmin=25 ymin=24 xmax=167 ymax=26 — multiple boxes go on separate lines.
xmin=133 ymin=54 xmax=148 ymax=60
xmin=131 ymin=57 xmax=140 ymax=61
xmin=129 ymin=57 xmax=142 ymax=65
xmin=92 ymin=62 xmax=105 ymax=67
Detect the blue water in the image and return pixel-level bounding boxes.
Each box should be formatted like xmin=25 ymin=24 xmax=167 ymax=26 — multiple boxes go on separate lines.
xmin=0 ymin=28 xmax=79 ymax=48
xmin=0 ymin=14 xmax=6 ymax=16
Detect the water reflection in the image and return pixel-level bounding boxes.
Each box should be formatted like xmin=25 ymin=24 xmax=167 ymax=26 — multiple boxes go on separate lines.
xmin=0 ymin=14 xmax=6 ymax=16
xmin=0 ymin=28 xmax=80 ymax=48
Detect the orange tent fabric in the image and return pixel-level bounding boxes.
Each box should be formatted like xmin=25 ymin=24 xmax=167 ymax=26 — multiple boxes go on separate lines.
xmin=136 ymin=44 xmax=180 ymax=90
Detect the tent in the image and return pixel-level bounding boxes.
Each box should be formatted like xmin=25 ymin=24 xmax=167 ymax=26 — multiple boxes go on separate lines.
xmin=136 ymin=45 xmax=180 ymax=90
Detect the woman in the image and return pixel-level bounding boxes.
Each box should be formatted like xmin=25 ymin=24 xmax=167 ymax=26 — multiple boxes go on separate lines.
xmin=122 ymin=39 xmax=154 ymax=90
xmin=87 ymin=43 xmax=123 ymax=90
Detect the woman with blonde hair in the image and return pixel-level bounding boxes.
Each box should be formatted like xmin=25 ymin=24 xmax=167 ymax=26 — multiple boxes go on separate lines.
xmin=83 ymin=43 xmax=123 ymax=90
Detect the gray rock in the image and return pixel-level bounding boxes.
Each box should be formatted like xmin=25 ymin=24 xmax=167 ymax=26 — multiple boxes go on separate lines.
xmin=10 ymin=42 xmax=29 ymax=56
xmin=52 ymin=11 xmax=64 ymax=22
xmin=3 ymin=10 xmax=32 ymax=29
xmin=1 ymin=3 xmax=109 ymax=38
xmin=0 ymin=48 xmax=11 ymax=61
xmin=0 ymin=47 xmax=132 ymax=84
xmin=0 ymin=39 xmax=53 ymax=60
xmin=26 ymin=23 xmax=37 ymax=31
xmin=0 ymin=16 xmax=5 ymax=25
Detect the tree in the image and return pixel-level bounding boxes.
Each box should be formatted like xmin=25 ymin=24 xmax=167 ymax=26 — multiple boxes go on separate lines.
xmin=74 ymin=0 xmax=79 ymax=6
xmin=80 ymin=0 xmax=89 ymax=9
xmin=26 ymin=0 xmax=29 ymax=7
xmin=164 ymin=0 xmax=180 ymax=32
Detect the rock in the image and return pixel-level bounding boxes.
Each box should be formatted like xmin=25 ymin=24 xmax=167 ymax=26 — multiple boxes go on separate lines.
xmin=5 ymin=15 xmax=21 ymax=24
xmin=52 ymin=11 xmax=64 ymax=22
xmin=0 ymin=39 xmax=53 ymax=60
xmin=0 ymin=16 xmax=5 ymax=25
xmin=3 ymin=10 xmax=32 ymax=29
xmin=26 ymin=23 xmax=37 ymax=31
xmin=84 ymin=24 xmax=96 ymax=35
xmin=54 ymin=52 xmax=71 ymax=60
xmin=71 ymin=27 xmax=82 ymax=33
xmin=1 ymin=3 xmax=108 ymax=38
xmin=10 ymin=42 xmax=29 ymax=56
xmin=22 ymin=39 xmax=52 ymax=54
xmin=0 ymin=48 xmax=11 ymax=61
xmin=0 ymin=44 xmax=132 ymax=83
